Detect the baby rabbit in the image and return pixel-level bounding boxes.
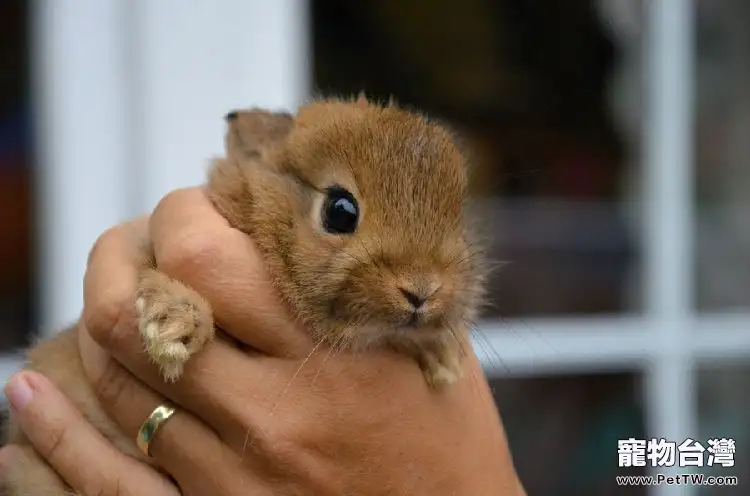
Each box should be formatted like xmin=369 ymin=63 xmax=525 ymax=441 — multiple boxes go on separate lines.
xmin=209 ymin=95 xmax=486 ymax=388
xmin=2 ymin=95 xmax=486 ymax=495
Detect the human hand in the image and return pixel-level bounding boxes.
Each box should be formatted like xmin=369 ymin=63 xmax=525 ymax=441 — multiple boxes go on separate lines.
xmin=1 ymin=369 xmax=181 ymax=496
xmin=6 ymin=187 xmax=526 ymax=495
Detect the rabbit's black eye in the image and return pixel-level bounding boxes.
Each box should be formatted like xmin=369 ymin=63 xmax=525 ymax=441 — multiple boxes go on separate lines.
xmin=322 ymin=187 xmax=359 ymax=234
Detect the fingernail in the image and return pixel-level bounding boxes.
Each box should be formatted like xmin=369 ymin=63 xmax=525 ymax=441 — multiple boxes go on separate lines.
xmin=4 ymin=374 xmax=34 ymax=412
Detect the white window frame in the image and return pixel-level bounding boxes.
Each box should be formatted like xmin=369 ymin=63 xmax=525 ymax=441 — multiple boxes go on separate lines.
xmin=6 ymin=1 xmax=747 ymax=495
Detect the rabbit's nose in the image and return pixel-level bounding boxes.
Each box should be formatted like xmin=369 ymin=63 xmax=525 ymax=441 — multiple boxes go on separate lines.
xmin=397 ymin=274 xmax=442 ymax=310
xmin=225 ymin=111 xmax=239 ymax=121
xmin=398 ymin=281 xmax=441 ymax=310
xmin=400 ymin=288 xmax=427 ymax=309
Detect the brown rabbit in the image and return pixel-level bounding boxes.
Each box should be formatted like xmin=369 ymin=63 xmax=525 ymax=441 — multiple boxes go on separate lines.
xmin=210 ymin=95 xmax=486 ymax=387
xmin=2 ymin=94 xmax=487 ymax=495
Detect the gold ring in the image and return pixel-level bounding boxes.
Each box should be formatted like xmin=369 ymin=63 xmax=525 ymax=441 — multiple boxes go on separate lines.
xmin=136 ymin=402 xmax=177 ymax=457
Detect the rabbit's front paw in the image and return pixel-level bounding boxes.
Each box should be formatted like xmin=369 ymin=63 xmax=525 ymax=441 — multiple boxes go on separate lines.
xmin=420 ymin=341 xmax=462 ymax=390
xmin=136 ymin=269 xmax=214 ymax=382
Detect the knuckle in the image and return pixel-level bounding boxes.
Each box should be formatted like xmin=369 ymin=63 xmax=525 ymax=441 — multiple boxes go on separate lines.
xmin=92 ymin=359 xmax=135 ymax=417
xmin=156 ymin=187 xmax=194 ymax=209
xmin=38 ymin=416 xmax=72 ymax=467
xmin=159 ymin=225 xmax=220 ymax=277
xmin=86 ymin=225 xmax=120 ymax=268
xmin=112 ymin=477 xmax=127 ymax=496
xmin=81 ymin=473 xmax=124 ymax=496
xmin=83 ymin=296 xmax=131 ymax=350
xmin=80 ymin=480 xmax=107 ymax=496
xmin=37 ymin=419 xmax=122 ymax=496
xmin=104 ymin=303 xmax=138 ymax=351
xmin=152 ymin=188 xmax=224 ymax=278
xmin=83 ymin=225 xmax=139 ymax=348
xmin=245 ymin=414 xmax=300 ymax=463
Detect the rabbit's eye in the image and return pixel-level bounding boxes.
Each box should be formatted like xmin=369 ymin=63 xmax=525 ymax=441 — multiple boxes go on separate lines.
xmin=322 ymin=187 xmax=359 ymax=234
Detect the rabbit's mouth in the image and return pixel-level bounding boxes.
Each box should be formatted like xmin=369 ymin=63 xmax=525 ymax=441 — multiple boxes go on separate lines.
xmin=404 ymin=310 xmax=423 ymax=327
xmin=396 ymin=309 xmax=448 ymax=333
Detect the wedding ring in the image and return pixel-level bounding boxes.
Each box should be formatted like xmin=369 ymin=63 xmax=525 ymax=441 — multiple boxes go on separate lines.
xmin=136 ymin=402 xmax=177 ymax=457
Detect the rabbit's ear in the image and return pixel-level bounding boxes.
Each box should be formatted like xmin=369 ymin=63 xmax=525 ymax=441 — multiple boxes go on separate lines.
xmin=212 ymin=110 xmax=296 ymax=231
xmin=224 ymin=109 xmax=294 ymax=161
xmin=208 ymin=152 xmax=293 ymax=233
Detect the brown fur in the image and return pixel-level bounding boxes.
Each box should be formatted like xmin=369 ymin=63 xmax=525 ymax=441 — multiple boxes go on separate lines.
xmin=2 ymin=95 xmax=486 ymax=494
xmin=209 ymin=95 xmax=486 ymax=385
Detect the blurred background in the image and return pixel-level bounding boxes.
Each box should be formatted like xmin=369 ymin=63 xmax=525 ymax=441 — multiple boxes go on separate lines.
xmin=1 ymin=1 xmax=749 ymax=495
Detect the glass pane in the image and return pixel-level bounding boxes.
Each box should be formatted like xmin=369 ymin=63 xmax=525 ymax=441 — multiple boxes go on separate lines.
xmin=312 ymin=0 xmax=642 ymax=317
xmin=691 ymin=0 xmax=750 ymax=311
xmin=696 ymin=364 xmax=748 ymax=495
xmin=0 ymin=1 xmax=33 ymax=350
xmin=491 ymin=373 xmax=646 ymax=495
